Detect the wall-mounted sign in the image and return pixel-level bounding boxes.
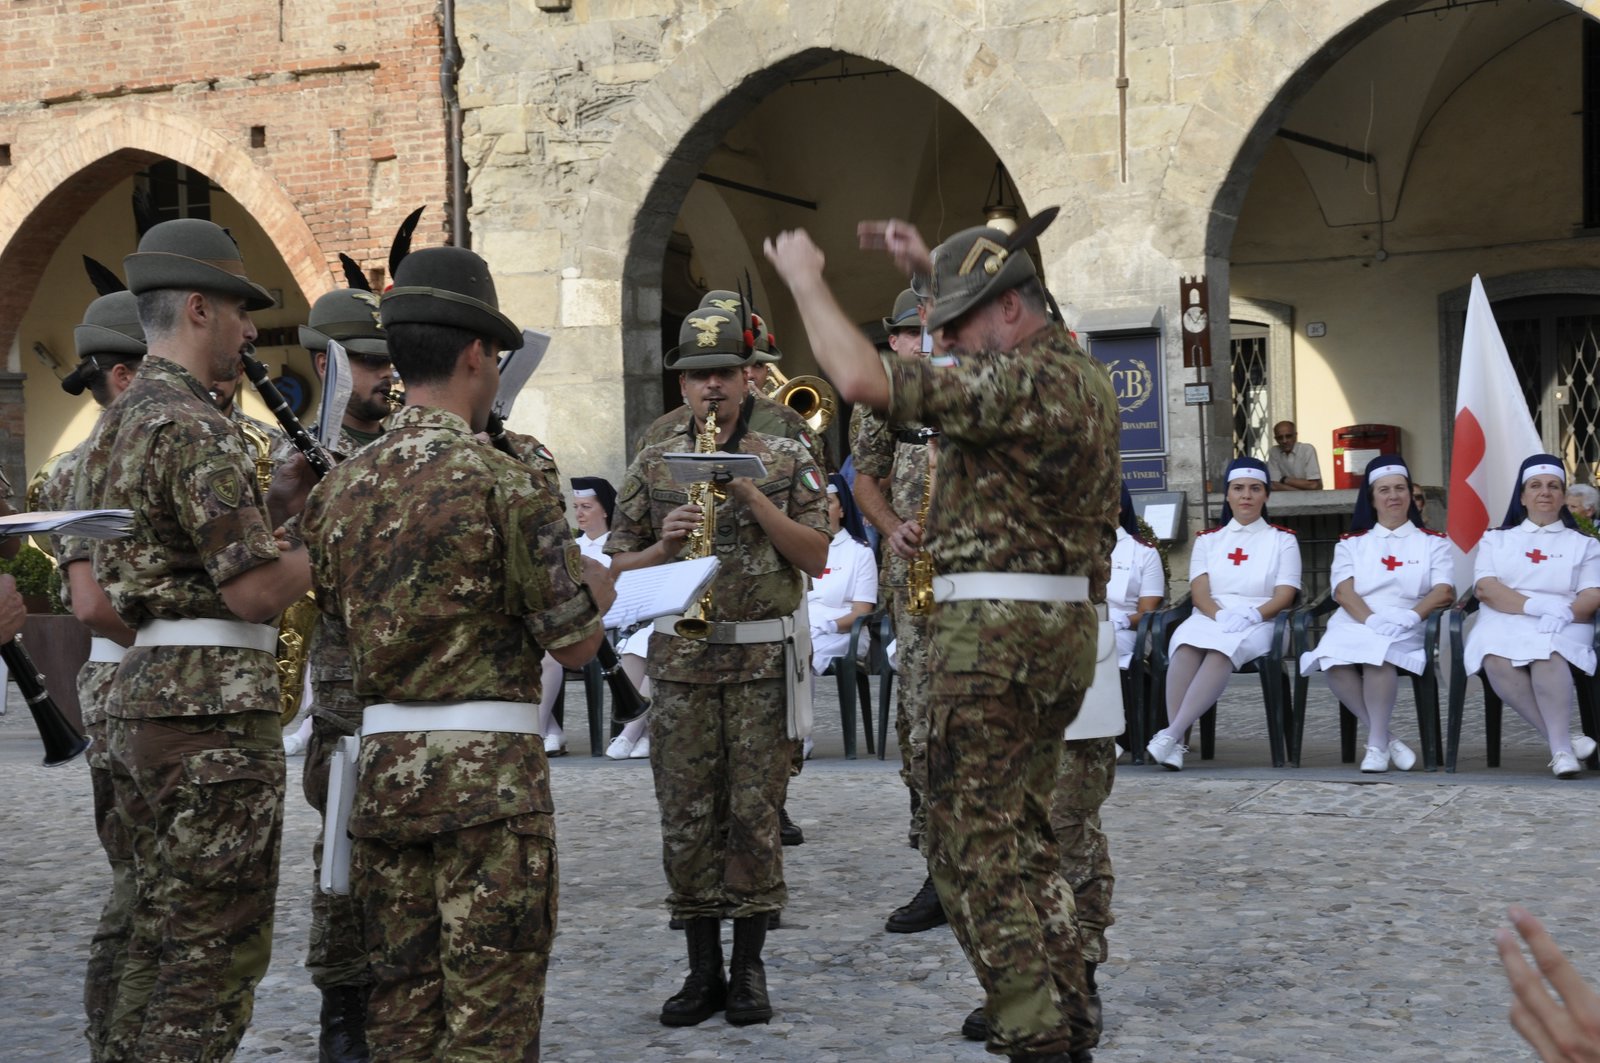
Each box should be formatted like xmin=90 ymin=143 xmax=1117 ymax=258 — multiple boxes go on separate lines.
xmin=1121 ymin=456 xmax=1167 ymax=492
xmin=1085 ymin=333 xmax=1165 ymax=455
xmin=1183 ymin=382 xmax=1213 ymax=406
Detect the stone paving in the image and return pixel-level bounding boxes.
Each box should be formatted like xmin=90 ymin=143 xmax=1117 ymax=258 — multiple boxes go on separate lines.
xmin=2 ymin=672 xmax=1593 ymax=1061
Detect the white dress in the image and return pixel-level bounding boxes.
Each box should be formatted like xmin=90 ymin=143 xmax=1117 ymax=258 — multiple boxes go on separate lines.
xmin=1299 ymin=521 xmax=1452 ymax=676
xmin=578 ymin=530 xmax=612 ymax=567
xmin=1463 ymin=520 xmax=1600 ymax=675
xmin=1107 ymin=527 xmax=1164 ymax=668
xmin=1169 ymin=517 xmax=1302 ymax=667
xmin=809 ymin=530 xmax=879 ymax=672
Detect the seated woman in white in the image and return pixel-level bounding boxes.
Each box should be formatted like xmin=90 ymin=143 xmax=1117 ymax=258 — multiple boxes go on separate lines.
xmin=537 ymin=476 xmax=614 ymax=755
xmin=1464 ymin=454 xmax=1600 ymax=779
xmin=809 ymin=475 xmax=878 ymax=673
xmin=1108 ymin=482 xmax=1164 ymax=668
xmin=1298 ymin=454 xmax=1453 ymax=772
xmin=1146 ymin=456 xmax=1301 ymax=771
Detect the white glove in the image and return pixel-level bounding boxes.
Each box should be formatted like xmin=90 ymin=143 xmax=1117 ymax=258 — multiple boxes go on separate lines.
xmin=809 ymin=620 xmax=835 ymax=640
xmin=1538 ymin=612 xmax=1569 ymax=635
xmin=1216 ymin=608 xmax=1257 ymax=634
xmin=1111 ymin=612 xmax=1131 ymax=632
xmin=1524 ymin=599 xmax=1575 ymax=625
xmin=1380 ymin=608 xmax=1422 ymax=631
xmin=1366 ymin=614 xmax=1408 ymax=638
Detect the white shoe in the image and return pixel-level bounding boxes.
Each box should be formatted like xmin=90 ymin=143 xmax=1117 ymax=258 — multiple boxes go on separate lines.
xmin=1146 ymin=732 xmax=1185 ymax=771
xmin=1360 ymin=746 xmax=1390 ymax=773
xmin=1115 ymin=743 xmax=1126 ymax=761
xmin=605 ymin=735 xmax=635 ymax=760
xmin=543 ymin=731 xmax=567 ymax=757
xmin=1573 ymin=734 xmax=1597 ymax=761
xmin=1386 ymin=738 xmax=1416 ymax=772
xmin=283 ymin=732 xmax=307 ymax=757
xmin=1552 ymin=751 xmax=1582 ymax=779
xmin=630 ymin=734 xmax=651 ymax=759
xmin=802 ymin=736 xmax=814 ymax=760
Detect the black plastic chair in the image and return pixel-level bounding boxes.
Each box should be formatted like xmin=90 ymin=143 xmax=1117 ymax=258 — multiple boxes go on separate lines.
xmin=551 ymin=657 xmax=607 ymax=757
xmin=1145 ymin=592 xmax=1298 ymax=768
xmin=1123 ymin=609 xmax=1160 ymax=765
xmin=1290 ymin=591 xmax=1444 ymax=770
xmin=822 ymin=609 xmax=883 ymax=760
xmin=1445 ymin=591 xmax=1600 ymax=773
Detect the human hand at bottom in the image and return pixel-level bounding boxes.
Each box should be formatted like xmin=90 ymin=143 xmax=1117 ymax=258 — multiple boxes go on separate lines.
xmin=1497 ymin=905 xmax=1600 ymax=1062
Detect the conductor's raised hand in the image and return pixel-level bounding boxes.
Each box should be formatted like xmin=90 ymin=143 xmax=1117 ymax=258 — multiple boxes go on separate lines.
xmin=858 ymin=219 xmax=933 ymax=278
xmin=763 ymin=230 xmax=826 ymax=288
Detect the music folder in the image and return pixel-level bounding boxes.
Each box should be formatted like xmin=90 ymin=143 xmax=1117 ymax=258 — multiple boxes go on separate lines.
xmin=662 ymin=452 xmax=767 ymax=485
xmin=602 ymin=556 xmax=721 ymax=632
xmin=0 ymin=510 xmax=135 ymax=539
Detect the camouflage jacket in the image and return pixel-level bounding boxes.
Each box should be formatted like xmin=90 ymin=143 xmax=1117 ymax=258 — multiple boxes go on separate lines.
xmin=848 ymin=403 xmax=930 ymax=589
xmin=883 ymin=324 xmax=1119 ymax=693
xmin=608 ymin=425 xmax=829 ymax=683
xmin=304 ymin=421 xmax=384 ymax=685
xmin=639 ymin=392 xmax=829 ymax=471
xmin=502 ymin=429 xmax=565 ymax=507
xmin=87 ymin=356 xmax=283 ymax=719
xmin=302 ymin=404 xmax=601 ymax=837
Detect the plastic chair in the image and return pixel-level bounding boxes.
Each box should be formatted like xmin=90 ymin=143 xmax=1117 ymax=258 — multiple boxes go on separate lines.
xmin=1290 ymin=591 xmax=1444 ymax=770
xmin=1123 ymin=609 xmax=1160 ymax=765
xmin=551 ymin=657 xmax=608 ymax=757
xmin=821 ymin=609 xmax=881 ymax=759
xmin=1444 ymin=591 xmax=1600 ymax=773
xmin=1145 ymin=592 xmax=1298 ymax=768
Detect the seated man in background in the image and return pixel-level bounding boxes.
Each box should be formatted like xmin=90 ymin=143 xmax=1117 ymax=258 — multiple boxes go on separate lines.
xmin=1267 ymin=420 xmax=1322 ymax=490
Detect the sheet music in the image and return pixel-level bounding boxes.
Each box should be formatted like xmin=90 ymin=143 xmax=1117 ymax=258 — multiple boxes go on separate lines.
xmin=0 ymin=510 xmax=134 ymax=539
xmin=662 ymin=452 xmax=767 ymax=484
xmin=602 ymin=556 xmax=721 ymax=631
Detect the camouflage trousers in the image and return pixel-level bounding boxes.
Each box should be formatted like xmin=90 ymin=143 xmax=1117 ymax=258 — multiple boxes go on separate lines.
xmin=353 ymin=812 xmax=558 ymax=1062
xmin=888 ymin=587 xmax=932 ymax=853
xmin=103 ymin=710 xmax=284 ymax=1063
xmin=79 ymin=661 xmax=138 ymax=1063
xmin=650 ymin=677 xmax=789 ymax=918
xmin=926 ymin=675 xmax=1095 ymax=1059
xmin=1052 ymin=737 xmax=1117 ymax=965
xmin=301 ymin=680 xmax=369 ymax=991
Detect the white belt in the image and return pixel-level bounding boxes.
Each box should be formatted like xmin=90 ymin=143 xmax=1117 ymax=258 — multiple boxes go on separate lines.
xmin=362 ymin=700 xmax=540 ymax=736
xmin=134 ymin=618 xmax=278 ymax=653
xmin=932 ymin=573 xmax=1090 ymax=604
xmin=88 ymin=637 xmax=127 ymax=664
xmin=656 ymin=615 xmax=795 ymax=645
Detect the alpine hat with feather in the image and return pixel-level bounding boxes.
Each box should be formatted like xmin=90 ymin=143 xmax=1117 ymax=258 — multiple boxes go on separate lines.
xmin=380 ymin=246 xmax=523 ymax=352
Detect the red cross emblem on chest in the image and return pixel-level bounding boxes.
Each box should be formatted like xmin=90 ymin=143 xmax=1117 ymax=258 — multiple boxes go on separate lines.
xmin=1527 ymin=549 xmax=1550 ymax=564
xmin=1227 ymin=548 xmax=1249 ymax=566
xmin=1381 ymin=555 xmax=1402 ymax=571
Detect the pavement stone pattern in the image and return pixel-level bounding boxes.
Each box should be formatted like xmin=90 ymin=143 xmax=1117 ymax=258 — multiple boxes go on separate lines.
xmin=1 ymin=672 xmax=1592 ymax=1061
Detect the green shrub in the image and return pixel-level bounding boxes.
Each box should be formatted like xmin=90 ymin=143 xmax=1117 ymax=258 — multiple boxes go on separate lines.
xmin=0 ymin=544 xmax=64 ymax=613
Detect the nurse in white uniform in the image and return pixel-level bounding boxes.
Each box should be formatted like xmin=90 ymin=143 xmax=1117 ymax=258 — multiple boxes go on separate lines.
xmin=1298 ymin=454 xmax=1453 ymax=772
xmin=538 ymin=476 xmax=617 ymax=754
xmin=808 ymin=476 xmax=878 ymax=673
xmin=1465 ymin=454 xmax=1600 ymax=778
xmin=1146 ymin=456 xmax=1301 ymax=770
xmin=1108 ymin=482 xmax=1165 ymax=668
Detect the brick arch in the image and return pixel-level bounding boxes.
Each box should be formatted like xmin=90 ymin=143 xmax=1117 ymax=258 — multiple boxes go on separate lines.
xmin=572 ymin=1 xmax=1069 ymax=436
xmin=0 ymin=102 xmax=327 ymax=356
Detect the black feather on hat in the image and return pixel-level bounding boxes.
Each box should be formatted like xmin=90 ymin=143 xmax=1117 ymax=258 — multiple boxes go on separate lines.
xmin=83 ymin=256 xmax=128 ymax=296
xmin=387 ymin=206 xmax=425 ymax=285
xmin=339 ymin=253 xmax=372 ymax=292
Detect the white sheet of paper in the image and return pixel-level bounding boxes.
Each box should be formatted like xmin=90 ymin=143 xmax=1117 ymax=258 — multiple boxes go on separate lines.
xmin=602 ymin=556 xmax=721 ymax=631
xmin=1143 ymin=503 xmax=1177 ymax=539
xmin=0 ymin=510 xmax=134 ymax=538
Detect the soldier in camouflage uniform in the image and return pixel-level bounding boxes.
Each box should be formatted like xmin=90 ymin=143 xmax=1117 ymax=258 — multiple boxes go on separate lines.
xmin=85 ymin=219 xmax=315 ymax=1063
xmin=849 ymin=287 xmax=945 ymax=932
xmin=302 ymin=246 xmax=613 ymax=1062
xmin=608 ymin=311 xmax=828 ymax=1028
xmin=295 ymin=287 xmax=395 ymax=1062
xmin=767 ymin=216 xmax=1119 ymax=1063
xmin=34 ymin=290 xmax=146 ymax=1061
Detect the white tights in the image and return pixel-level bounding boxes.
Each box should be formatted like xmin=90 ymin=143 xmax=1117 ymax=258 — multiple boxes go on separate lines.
xmin=1481 ymin=655 xmax=1575 ymax=756
xmin=1161 ymin=646 xmax=1236 ymax=740
xmin=1323 ymin=663 xmax=1400 ymax=749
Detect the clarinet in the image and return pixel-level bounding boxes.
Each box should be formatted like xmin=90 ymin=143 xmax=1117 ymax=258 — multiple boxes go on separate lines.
xmin=6 ymin=636 xmax=90 ymax=766
xmin=482 ymin=423 xmax=650 ymax=723
xmin=239 ymin=349 xmax=334 ymax=480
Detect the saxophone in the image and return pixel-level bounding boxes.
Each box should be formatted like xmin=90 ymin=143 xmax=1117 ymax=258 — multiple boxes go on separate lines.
xmin=905 ymin=436 xmax=937 ymax=615
xmin=673 ymin=401 xmax=722 ymax=639
xmin=236 ymin=419 xmax=318 ymax=725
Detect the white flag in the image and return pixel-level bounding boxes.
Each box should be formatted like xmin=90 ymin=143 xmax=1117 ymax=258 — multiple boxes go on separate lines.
xmin=1447 ymin=275 xmax=1542 ymax=591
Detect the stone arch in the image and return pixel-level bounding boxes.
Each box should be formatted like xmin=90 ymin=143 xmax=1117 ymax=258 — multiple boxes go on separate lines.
xmin=572 ymin=1 xmax=1068 ymax=439
xmin=0 ymin=102 xmax=328 ymax=356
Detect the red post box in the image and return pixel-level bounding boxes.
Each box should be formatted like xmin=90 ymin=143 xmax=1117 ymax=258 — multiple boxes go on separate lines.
xmin=1331 ymin=424 xmax=1401 ymax=489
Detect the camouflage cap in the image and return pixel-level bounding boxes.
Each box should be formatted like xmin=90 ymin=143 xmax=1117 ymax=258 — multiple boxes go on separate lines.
xmin=74 ymin=291 xmax=148 ymax=360
xmin=381 ymin=246 xmax=523 ymax=351
xmin=881 ymin=288 xmax=922 ymax=333
xmin=300 ymin=288 xmax=388 ymax=356
xmin=924 ymin=224 xmax=1038 ymax=331
xmin=123 ymin=219 xmax=276 ymax=311
xmin=664 ymin=309 xmax=755 ymax=371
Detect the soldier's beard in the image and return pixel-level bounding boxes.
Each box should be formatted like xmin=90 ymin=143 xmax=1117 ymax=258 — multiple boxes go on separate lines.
xmin=348 ymin=390 xmax=392 ymax=423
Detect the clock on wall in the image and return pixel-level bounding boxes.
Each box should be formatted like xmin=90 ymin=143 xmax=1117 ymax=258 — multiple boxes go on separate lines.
xmin=1178 ymin=276 xmax=1211 ymax=368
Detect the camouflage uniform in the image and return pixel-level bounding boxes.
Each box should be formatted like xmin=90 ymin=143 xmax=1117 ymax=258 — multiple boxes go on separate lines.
xmin=1051 ymin=737 xmax=1117 ymax=965
xmin=303 ymin=403 xmax=602 ymax=1061
xmin=848 ymin=402 xmax=933 ymax=851
xmin=300 ymin=423 xmax=381 ymax=996
xmin=884 ymin=325 xmax=1119 ymax=1058
xmin=640 ymin=392 xmax=829 ymax=473
xmin=39 ymin=440 xmax=138 ymax=1061
xmin=86 ymin=356 xmax=287 ymax=1063
xmin=607 ymin=424 xmax=828 ymax=918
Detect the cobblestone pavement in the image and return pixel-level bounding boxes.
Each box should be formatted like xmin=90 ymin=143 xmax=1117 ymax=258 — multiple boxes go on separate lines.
xmin=2 ymin=674 xmax=1591 ymax=1061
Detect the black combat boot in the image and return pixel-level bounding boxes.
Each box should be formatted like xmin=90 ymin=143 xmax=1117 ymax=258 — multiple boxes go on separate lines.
xmin=660 ymin=917 xmax=726 ymax=1026
xmin=725 ymin=915 xmax=773 ymax=1025
xmin=779 ymin=805 xmax=804 ymax=846
xmin=318 ymin=985 xmax=371 ymax=1063
xmin=962 ymin=1004 xmax=987 ymax=1041
xmin=1084 ymin=960 xmax=1102 ymax=1041
xmin=884 ymin=874 xmax=947 ymax=933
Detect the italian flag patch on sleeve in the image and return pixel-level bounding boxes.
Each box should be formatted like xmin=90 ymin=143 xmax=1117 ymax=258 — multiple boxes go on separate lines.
xmin=800 ymin=467 xmax=823 ymax=491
